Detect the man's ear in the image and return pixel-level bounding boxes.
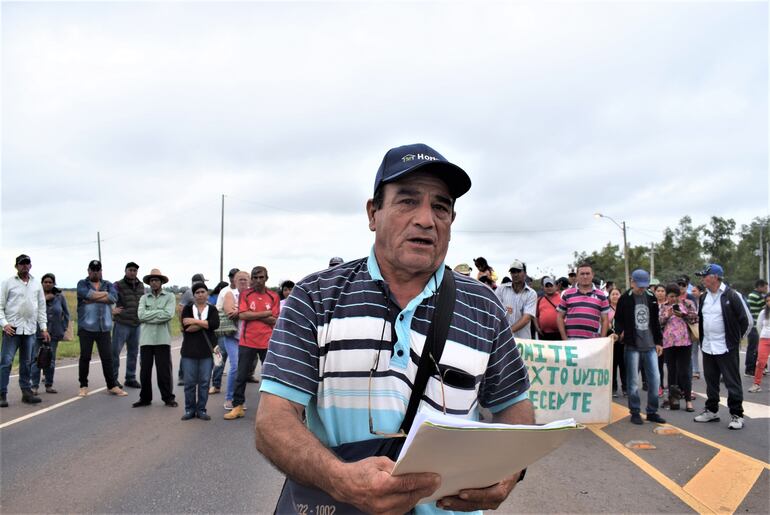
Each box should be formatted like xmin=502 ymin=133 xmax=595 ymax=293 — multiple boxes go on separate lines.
xmin=366 ymin=199 xmax=377 ymax=232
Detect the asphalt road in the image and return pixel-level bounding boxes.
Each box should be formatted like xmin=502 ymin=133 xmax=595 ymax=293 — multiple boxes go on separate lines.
xmin=1 ymin=340 xmax=768 ymax=514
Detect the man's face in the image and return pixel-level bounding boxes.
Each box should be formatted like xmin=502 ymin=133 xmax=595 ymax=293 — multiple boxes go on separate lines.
xmin=125 ymin=267 xmax=138 ymax=280
xmin=367 ymin=172 xmax=455 ymax=280
xmin=149 ymin=278 xmax=162 ymax=293
xmin=759 ymin=284 xmax=769 ymax=294
xmin=703 ymin=274 xmax=720 ymax=291
xmin=543 ymin=282 xmax=556 ymax=295
xmin=251 ymin=271 xmax=268 ymax=291
xmin=15 ymin=261 xmax=31 ymax=277
xmin=510 ymin=268 xmax=525 ymax=286
xmin=88 ymin=268 xmax=101 ymax=281
xmin=576 ymin=267 xmax=593 ymax=288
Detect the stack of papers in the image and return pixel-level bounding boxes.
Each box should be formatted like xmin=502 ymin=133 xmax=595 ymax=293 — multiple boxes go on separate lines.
xmin=391 ymin=412 xmax=580 ymax=502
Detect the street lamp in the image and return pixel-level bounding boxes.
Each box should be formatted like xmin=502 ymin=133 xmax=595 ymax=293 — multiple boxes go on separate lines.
xmin=594 ymin=212 xmax=630 ymax=290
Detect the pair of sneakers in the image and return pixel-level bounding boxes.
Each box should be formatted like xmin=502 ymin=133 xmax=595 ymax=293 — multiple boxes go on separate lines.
xmin=629 ymin=413 xmax=666 ymax=425
xmin=694 ymin=409 xmax=744 ymax=430
xmin=748 ymin=384 xmax=762 ymax=393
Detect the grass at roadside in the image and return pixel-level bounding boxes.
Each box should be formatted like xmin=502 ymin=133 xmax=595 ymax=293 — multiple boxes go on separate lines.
xmin=11 ymin=290 xmax=181 ymax=371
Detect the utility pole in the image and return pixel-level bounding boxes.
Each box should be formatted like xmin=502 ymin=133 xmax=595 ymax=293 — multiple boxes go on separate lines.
xmin=97 ymin=231 xmax=102 ymax=262
xmin=650 ymin=242 xmax=655 ymax=282
xmin=759 ymin=224 xmax=765 ymax=279
xmin=219 ymin=194 xmax=225 ymax=283
xmin=622 ymin=221 xmax=629 ymax=290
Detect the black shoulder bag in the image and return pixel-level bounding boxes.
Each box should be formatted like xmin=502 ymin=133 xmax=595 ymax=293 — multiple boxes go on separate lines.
xmin=273 ymin=269 xmax=456 ymax=515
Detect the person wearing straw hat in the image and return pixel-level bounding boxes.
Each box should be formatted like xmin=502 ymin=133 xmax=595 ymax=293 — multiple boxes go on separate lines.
xmin=133 ymin=268 xmax=178 ymax=408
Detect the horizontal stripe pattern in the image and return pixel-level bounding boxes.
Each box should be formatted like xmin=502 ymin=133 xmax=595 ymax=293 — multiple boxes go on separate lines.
xmin=558 ymin=286 xmax=609 ymax=339
xmin=261 ymin=256 xmax=530 ymax=447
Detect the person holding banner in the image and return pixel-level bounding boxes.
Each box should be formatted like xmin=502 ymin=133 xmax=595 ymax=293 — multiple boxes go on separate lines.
xmin=614 ymin=269 xmax=666 ymax=425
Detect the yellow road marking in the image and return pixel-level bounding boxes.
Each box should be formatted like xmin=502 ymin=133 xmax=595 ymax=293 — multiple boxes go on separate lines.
xmin=587 ymin=402 xmax=770 ymax=513
xmin=672 ymin=424 xmax=770 ymax=471
xmin=587 ymin=425 xmax=714 ymax=514
xmin=684 ymin=450 xmax=765 ymax=514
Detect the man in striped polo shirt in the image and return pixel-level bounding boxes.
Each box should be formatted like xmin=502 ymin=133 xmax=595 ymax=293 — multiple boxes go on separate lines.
xmin=255 ymin=143 xmax=533 ymax=514
xmin=556 ymin=262 xmax=610 ymax=340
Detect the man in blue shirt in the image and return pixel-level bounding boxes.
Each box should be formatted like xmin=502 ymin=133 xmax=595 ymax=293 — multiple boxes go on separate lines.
xmin=76 ymin=260 xmax=127 ymax=397
xmin=255 ymin=144 xmax=533 ymax=514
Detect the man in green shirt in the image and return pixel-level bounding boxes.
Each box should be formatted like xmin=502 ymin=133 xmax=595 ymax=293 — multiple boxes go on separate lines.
xmin=746 ymin=279 xmax=768 ymax=376
xmin=133 ymin=269 xmax=177 ymax=408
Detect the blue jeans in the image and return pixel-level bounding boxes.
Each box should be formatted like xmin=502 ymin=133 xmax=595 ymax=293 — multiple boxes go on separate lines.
xmin=181 ymin=356 xmax=213 ymax=415
xmin=112 ymin=322 xmax=140 ymax=382
xmin=625 ymin=347 xmax=660 ymax=415
xmin=211 ymin=335 xmax=229 ymax=388
xmin=222 ymin=336 xmax=239 ymax=401
xmin=0 ymin=333 xmax=36 ymax=394
xmin=30 ymin=338 xmax=60 ymax=388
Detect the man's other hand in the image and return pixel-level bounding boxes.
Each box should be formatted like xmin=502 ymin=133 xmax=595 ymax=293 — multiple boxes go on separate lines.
xmin=436 ymin=471 xmax=520 ymax=512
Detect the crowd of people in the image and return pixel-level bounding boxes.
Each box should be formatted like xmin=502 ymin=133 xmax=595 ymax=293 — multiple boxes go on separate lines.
xmin=0 ymin=256 xmax=292 ymax=422
xmin=451 ymin=257 xmax=767 ymax=430
xmin=1 ymin=250 xmax=767 ymax=431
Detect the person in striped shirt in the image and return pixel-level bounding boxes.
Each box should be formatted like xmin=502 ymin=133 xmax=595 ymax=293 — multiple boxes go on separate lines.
xmin=556 ymin=262 xmax=610 ymax=340
xmin=254 ymin=143 xmax=533 ymax=515
xmin=745 ymin=279 xmax=768 ymax=376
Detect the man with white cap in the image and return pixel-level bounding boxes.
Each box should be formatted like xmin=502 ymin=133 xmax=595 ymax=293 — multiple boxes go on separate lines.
xmin=692 ymin=264 xmax=751 ymax=430
xmin=495 ymin=260 xmax=537 ymax=340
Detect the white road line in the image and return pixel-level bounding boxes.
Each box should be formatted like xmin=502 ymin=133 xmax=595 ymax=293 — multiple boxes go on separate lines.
xmin=0 ymin=386 xmax=107 ymax=430
xmin=693 ymin=391 xmax=770 ymax=419
xmin=9 ymin=345 xmax=182 ymax=378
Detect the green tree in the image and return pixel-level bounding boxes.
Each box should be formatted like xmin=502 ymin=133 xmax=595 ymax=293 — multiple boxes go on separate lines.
xmin=703 ymin=216 xmax=736 ymax=266
xmin=730 ymin=216 xmax=770 ymax=292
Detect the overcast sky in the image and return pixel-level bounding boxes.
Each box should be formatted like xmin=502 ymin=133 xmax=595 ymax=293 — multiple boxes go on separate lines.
xmin=2 ymin=1 xmax=768 ymax=289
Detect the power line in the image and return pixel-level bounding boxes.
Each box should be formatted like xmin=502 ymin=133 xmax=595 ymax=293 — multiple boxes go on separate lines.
xmin=225 ymin=195 xmax=299 ymax=214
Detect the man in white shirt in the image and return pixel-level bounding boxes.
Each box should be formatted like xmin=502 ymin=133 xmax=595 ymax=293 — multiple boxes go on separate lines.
xmin=0 ymin=254 xmax=50 ymax=407
xmin=495 ymin=259 xmax=537 ymax=340
xmin=693 ymin=264 xmax=751 ymax=430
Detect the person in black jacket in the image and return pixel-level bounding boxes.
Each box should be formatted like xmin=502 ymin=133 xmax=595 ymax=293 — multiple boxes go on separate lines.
xmin=180 ymin=282 xmax=220 ymax=420
xmin=614 ymin=269 xmax=666 ymax=425
xmin=692 ymin=264 xmax=752 ymax=430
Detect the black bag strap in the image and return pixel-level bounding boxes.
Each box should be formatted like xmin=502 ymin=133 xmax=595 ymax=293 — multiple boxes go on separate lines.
xmin=400 ymin=267 xmax=456 ymax=434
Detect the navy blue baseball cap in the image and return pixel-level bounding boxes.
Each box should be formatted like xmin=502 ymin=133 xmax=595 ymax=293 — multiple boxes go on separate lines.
xmin=373 ymin=143 xmax=471 ymax=199
xmin=695 ymin=263 xmax=724 ymax=278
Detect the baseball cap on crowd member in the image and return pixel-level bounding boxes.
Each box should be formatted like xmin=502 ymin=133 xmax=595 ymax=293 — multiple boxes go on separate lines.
xmin=631 ymin=269 xmax=651 ymax=288
xmin=125 ymin=261 xmax=139 ymax=270
xmin=329 ymin=257 xmax=344 ymax=267
xmin=191 ymin=273 xmax=208 ymax=283
xmin=15 ymin=254 xmax=31 ymax=265
xmin=542 ymin=276 xmax=555 ymax=287
xmin=695 ymin=263 xmax=724 ymax=278
xmin=453 ymin=263 xmax=472 ymax=276
xmin=228 ymin=268 xmax=240 ymax=278
xmin=509 ymin=259 xmax=526 ymax=273
xmin=88 ymin=260 xmax=102 ymax=270
xmin=374 ymin=143 xmax=471 ymax=199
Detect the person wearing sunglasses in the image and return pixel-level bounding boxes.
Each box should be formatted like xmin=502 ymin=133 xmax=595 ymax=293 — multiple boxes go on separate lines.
xmin=255 ymin=143 xmax=534 ymax=514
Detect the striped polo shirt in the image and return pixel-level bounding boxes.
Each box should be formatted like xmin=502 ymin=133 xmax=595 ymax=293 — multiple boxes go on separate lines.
xmin=557 ymin=286 xmax=610 ymax=339
xmin=260 ymin=247 xmax=530 ymax=450
xmin=747 ymin=290 xmax=766 ymax=326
